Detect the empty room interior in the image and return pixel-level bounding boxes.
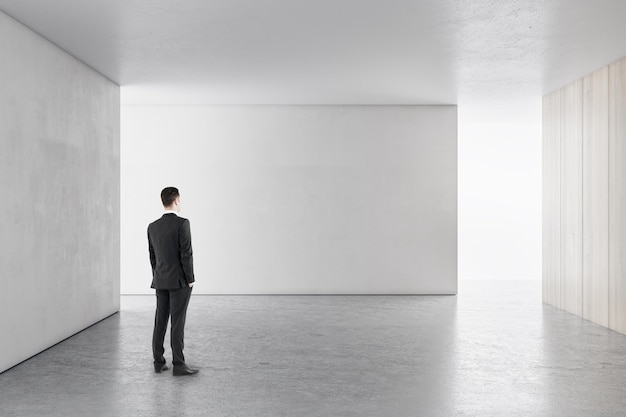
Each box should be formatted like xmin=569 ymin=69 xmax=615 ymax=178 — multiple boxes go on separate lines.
xmin=2 ymin=0 xmax=626 ymax=415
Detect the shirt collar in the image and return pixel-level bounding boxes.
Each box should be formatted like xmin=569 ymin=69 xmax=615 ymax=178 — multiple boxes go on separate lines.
xmin=163 ymin=210 xmax=178 ymax=216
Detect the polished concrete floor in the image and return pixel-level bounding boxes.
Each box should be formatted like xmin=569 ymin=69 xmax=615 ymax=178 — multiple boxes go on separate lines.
xmin=2 ymin=281 xmax=626 ymax=416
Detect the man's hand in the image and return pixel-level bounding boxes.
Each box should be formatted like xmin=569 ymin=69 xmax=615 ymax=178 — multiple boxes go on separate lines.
xmin=189 ymin=282 xmax=194 ymax=288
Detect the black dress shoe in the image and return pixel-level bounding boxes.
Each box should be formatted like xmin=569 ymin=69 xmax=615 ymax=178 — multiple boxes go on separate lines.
xmin=173 ymin=365 xmax=199 ymax=376
xmin=154 ymin=362 xmax=169 ymax=373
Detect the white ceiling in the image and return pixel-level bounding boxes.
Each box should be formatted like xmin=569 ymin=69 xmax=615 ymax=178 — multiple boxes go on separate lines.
xmin=2 ymin=0 xmax=626 ymax=121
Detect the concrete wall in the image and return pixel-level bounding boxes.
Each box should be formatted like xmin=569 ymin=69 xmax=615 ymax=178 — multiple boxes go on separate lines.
xmin=121 ymin=105 xmax=457 ymax=295
xmin=0 ymin=11 xmax=120 ymax=373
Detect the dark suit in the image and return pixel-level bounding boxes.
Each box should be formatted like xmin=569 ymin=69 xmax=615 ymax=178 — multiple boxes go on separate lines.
xmin=148 ymin=213 xmax=195 ymax=366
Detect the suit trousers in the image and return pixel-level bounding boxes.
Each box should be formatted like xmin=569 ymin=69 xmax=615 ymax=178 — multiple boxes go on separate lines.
xmin=152 ymin=286 xmax=192 ymax=366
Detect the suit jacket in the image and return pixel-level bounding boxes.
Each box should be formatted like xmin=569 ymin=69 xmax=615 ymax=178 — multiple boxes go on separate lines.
xmin=148 ymin=213 xmax=195 ymax=289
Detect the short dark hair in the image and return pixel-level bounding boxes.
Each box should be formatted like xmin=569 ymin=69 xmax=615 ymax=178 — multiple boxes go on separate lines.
xmin=161 ymin=187 xmax=179 ymax=207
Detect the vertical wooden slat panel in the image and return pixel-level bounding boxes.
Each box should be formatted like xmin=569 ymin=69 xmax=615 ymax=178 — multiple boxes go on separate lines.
xmin=543 ymin=91 xmax=561 ymax=307
xmin=560 ymin=80 xmax=584 ymax=316
xmin=543 ymin=56 xmax=626 ymax=335
xmin=609 ymin=57 xmax=626 ymax=333
xmin=582 ymin=68 xmax=609 ymax=327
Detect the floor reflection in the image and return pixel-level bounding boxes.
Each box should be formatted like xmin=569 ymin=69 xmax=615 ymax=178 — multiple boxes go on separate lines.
xmin=2 ymin=282 xmax=626 ymax=416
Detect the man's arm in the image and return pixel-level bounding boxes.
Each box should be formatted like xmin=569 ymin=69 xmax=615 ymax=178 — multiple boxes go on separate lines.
xmin=148 ymin=227 xmax=156 ymax=274
xmin=179 ymin=219 xmax=195 ymax=286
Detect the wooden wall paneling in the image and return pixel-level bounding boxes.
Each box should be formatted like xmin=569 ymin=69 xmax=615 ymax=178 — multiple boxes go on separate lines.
xmin=543 ymin=90 xmax=561 ymax=307
xmin=560 ymin=80 xmax=584 ymax=317
xmin=582 ymin=68 xmax=609 ymax=327
xmin=609 ymin=57 xmax=626 ymax=333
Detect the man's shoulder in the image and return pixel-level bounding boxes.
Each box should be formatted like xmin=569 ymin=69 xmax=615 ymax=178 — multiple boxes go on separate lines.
xmin=148 ymin=216 xmax=165 ymax=227
xmin=149 ymin=214 xmax=189 ymax=229
xmin=159 ymin=214 xmax=189 ymax=224
xmin=170 ymin=214 xmax=189 ymax=223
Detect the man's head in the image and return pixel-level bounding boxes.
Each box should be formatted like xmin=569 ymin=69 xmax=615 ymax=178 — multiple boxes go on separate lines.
xmin=161 ymin=187 xmax=181 ymax=211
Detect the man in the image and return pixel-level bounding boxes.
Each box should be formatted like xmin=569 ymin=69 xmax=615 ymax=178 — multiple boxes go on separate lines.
xmin=148 ymin=187 xmax=198 ymax=376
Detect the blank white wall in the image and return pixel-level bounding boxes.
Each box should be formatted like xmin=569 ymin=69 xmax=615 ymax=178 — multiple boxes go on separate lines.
xmin=121 ymin=105 xmax=457 ymax=294
xmin=0 ymin=11 xmax=120 ymax=373
xmin=458 ymin=121 xmax=542 ymax=281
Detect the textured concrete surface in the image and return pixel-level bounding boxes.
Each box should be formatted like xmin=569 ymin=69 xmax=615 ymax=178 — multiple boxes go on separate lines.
xmin=2 ymin=0 xmax=626 ymax=116
xmin=2 ymin=281 xmax=626 ymax=416
xmin=0 ymin=10 xmax=120 ymax=373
